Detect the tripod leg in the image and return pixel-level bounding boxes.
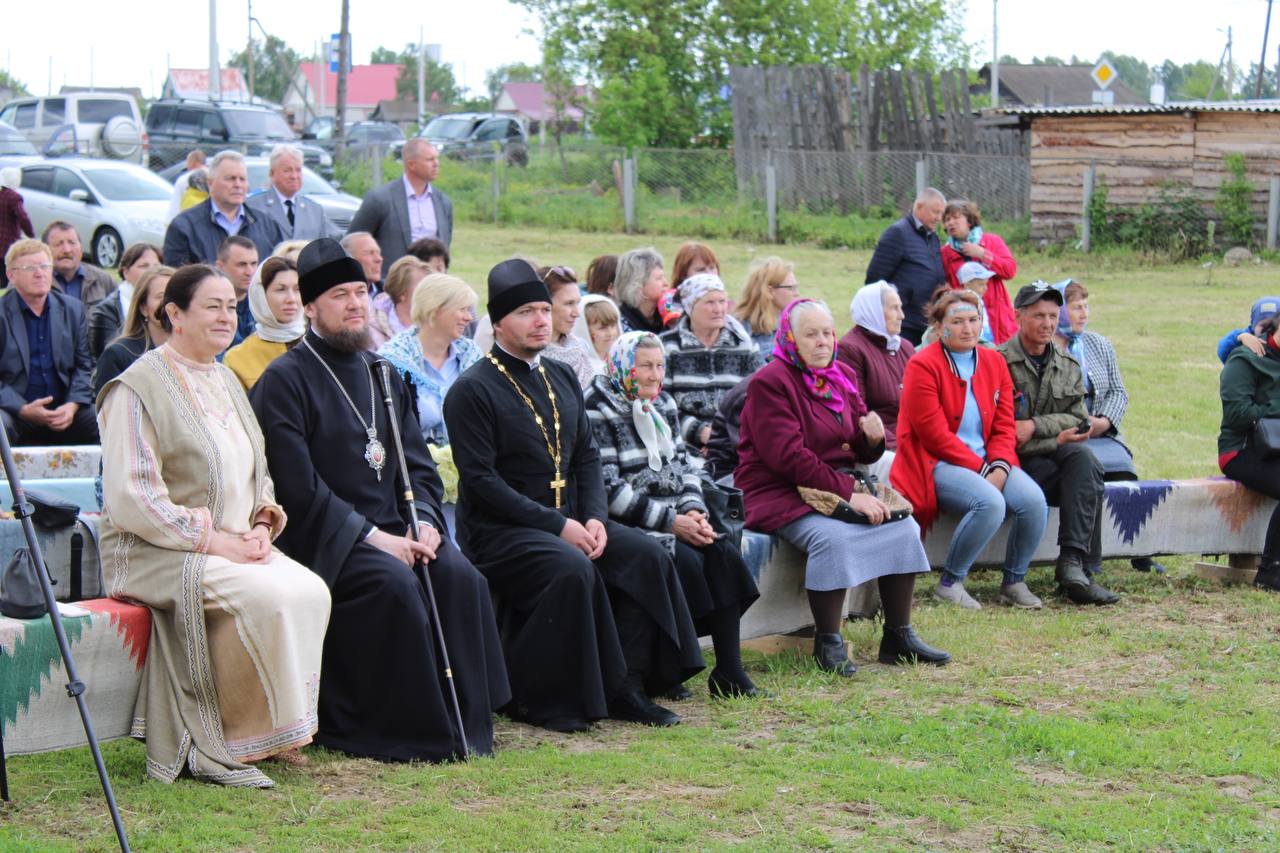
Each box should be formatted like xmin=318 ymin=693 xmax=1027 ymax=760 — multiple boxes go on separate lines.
xmin=1 ymin=712 xmax=9 ymax=801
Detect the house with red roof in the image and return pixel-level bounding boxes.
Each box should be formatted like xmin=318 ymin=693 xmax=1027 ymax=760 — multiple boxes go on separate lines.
xmin=494 ymin=81 xmax=591 ymax=135
xmin=283 ymin=63 xmax=402 ymax=124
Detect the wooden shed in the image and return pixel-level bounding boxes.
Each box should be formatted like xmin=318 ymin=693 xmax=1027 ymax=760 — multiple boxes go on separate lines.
xmin=1003 ymin=103 xmax=1280 ymax=241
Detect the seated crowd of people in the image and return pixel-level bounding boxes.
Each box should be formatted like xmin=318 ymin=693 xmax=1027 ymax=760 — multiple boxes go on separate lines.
xmin=3 ymin=157 xmax=1276 ymax=789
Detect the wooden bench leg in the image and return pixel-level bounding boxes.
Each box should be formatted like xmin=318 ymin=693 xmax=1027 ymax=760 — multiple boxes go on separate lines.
xmin=1194 ymin=554 xmax=1259 ymax=585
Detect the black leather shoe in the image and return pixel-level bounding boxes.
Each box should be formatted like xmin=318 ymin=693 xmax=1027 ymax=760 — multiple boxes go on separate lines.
xmin=1064 ymin=579 xmax=1120 ymax=605
xmin=1254 ymin=560 xmax=1280 ymax=592
xmin=663 ymin=683 xmax=693 ymax=701
xmin=708 ymin=668 xmax=772 ymax=699
xmin=878 ymin=625 xmax=951 ymax=666
xmin=1055 ymin=552 xmax=1090 ymax=591
xmin=813 ymin=632 xmax=856 ymax=677
xmin=1131 ymin=557 xmax=1166 ymax=574
xmin=609 ymin=690 xmax=681 ymax=727
xmin=540 ymin=716 xmax=592 ymax=734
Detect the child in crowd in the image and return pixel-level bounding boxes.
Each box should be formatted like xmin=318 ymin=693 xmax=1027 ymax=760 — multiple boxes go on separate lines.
xmin=574 ymin=294 xmax=623 ymax=376
xmin=1217 ymin=296 xmax=1280 ymax=363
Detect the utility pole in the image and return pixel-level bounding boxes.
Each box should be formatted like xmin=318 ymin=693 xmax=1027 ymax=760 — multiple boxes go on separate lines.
xmin=417 ymin=27 xmax=426 ymax=125
xmin=246 ymin=0 xmax=255 ymax=102
xmin=990 ymin=0 xmax=999 ymax=106
xmin=1259 ymin=0 xmax=1275 ymax=99
xmin=1227 ymin=26 xmax=1235 ymax=99
xmin=209 ymin=0 xmax=221 ymax=101
xmin=334 ymin=0 xmax=349 ymax=154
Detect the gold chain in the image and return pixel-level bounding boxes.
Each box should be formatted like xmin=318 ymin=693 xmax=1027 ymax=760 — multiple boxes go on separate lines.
xmin=485 ymin=353 xmax=565 ymax=505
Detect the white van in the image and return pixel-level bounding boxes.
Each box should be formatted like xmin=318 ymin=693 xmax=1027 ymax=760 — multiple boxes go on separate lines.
xmin=0 ymin=93 xmax=146 ymax=165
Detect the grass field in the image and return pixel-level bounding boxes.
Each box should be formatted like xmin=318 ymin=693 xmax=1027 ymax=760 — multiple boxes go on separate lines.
xmin=3 ymin=225 xmax=1279 ymax=851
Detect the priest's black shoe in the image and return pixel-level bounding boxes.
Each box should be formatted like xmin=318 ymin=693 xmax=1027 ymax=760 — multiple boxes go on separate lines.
xmin=1254 ymin=558 xmax=1280 ymax=592
xmin=609 ymin=690 xmax=680 ymax=727
xmin=1063 ymin=579 xmax=1120 ymax=606
xmin=813 ymin=632 xmax=856 ymax=677
xmin=878 ymin=625 xmax=951 ymax=666
xmin=663 ymin=683 xmax=693 ymax=701
xmin=540 ymin=716 xmax=592 ymax=734
xmin=1054 ymin=551 xmax=1090 ymax=591
xmin=708 ymin=668 xmax=772 ymax=699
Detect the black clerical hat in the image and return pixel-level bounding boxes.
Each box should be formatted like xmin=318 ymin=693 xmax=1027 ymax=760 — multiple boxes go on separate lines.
xmin=298 ymin=237 xmax=367 ymax=304
xmin=488 ymin=259 xmax=551 ymax=325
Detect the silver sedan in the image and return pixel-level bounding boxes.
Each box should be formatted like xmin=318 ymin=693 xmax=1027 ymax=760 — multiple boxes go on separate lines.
xmin=17 ymin=158 xmax=170 ymax=268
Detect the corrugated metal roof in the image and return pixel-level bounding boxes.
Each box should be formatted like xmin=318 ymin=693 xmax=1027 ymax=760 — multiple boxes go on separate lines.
xmin=997 ymin=100 xmax=1280 ymax=116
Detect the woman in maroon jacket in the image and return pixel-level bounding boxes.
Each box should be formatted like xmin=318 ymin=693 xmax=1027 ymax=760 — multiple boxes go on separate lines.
xmin=890 ymin=290 xmax=1048 ymax=611
xmin=737 ymin=298 xmax=949 ymax=676
xmin=0 ymin=167 xmax=34 ymax=286
xmin=837 ymin=281 xmax=915 ymax=473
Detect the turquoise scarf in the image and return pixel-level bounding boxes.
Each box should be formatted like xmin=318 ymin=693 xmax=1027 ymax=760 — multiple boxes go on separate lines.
xmin=947 ymin=225 xmax=983 ymax=254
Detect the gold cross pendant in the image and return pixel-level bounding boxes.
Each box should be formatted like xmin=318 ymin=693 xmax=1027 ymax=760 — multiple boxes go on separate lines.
xmin=550 ymin=472 xmax=567 ymax=508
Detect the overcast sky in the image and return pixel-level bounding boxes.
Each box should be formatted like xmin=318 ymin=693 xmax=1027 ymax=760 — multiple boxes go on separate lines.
xmin=4 ymin=0 xmax=1276 ymax=99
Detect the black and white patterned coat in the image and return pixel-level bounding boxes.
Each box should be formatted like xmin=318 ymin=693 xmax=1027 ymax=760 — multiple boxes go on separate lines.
xmin=583 ymin=375 xmax=706 ymax=552
xmin=659 ymin=317 xmax=763 ymax=446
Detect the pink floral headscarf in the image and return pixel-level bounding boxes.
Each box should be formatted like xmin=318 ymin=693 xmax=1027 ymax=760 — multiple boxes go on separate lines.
xmin=771 ymin=298 xmax=859 ymax=416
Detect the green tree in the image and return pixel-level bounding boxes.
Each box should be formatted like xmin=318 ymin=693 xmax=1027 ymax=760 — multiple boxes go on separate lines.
xmin=228 ymin=35 xmax=303 ymax=104
xmin=1239 ymin=62 xmax=1276 ymax=99
xmin=0 ymin=70 xmax=29 ymax=97
xmin=370 ymin=45 xmax=462 ymax=104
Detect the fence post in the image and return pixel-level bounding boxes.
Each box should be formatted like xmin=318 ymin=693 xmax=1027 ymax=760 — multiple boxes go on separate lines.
xmin=765 ymin=158 xmax=778 ymax=243
xmin=1268 ymin=174 xmax=1280 ymax=251
xmin=915 ymin=159 xmax=927 ymax=198
xmin=491 ymin=143 xmax=501 ymax=226
xmin=622 ymin=152 xmax=636 ymax=234
xmin=1081 ymin=162 xmax=1096 ymax=254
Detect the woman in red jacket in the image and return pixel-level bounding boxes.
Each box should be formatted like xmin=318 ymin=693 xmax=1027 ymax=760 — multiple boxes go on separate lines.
xmin=941 ymin=200 xmax=1017 ymax=344
xmin=891 ymin=290 xmax=1048 ymax=611
xmin=737 ymin=298 xmax=949 ymax=676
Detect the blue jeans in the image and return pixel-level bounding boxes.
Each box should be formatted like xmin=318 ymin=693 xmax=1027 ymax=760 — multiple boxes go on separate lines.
xmin=933 ymin=461 xmax=1048 ymax=585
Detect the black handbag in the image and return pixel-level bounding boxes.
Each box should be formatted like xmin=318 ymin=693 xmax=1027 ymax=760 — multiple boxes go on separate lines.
xmin=1253 ymin=417 xmax=1280 ymax=459
xmin=24 ymin=489 xmax=80 ymax=530
xmin=700 ymin=476 xmax=745 ymax=551
xmin=0 ymin=548 xmax=48 ymax=619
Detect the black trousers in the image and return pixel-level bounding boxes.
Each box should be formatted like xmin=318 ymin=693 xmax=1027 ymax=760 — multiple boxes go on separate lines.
xmin=1224 ymin=442 xmax=1280 ymax=561
xmin=1 ymin=406 xmax=99 ymax=446
xmin=1021 ymin=442 xmax=1104 ymax=561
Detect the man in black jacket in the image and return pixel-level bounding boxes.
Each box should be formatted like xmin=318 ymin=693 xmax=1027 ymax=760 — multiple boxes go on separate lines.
xmin=865 ymin=188 xmax=947 ymax=345
xmin=162 ymin=150 xmax=284 ymax=266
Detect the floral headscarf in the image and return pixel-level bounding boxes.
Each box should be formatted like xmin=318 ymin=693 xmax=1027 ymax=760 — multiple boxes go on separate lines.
xmin=608 ymin=331 xmax=676 ymax=471
xmin=772 ymin=298 xmax=859 ymax=415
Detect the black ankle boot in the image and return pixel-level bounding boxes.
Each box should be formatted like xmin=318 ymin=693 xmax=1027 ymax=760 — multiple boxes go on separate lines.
xmin=708 ymin=668 xmax=772 ymax=699
xmin=1255 ymin=558 xmax=1280 ymax=592
xmin=878 ymin=625 xmax=950 ymax=666
xmin=813 ymin=632 xmax=856 ymax=677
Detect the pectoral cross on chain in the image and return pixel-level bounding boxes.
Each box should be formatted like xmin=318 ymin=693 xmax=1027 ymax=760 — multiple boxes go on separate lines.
xmin=550 ymin=470 xmax=567 ymax=508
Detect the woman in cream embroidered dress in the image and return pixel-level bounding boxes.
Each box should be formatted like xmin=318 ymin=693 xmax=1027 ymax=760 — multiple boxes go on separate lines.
xmin=97 ymin=264 xmax=330 ymax=787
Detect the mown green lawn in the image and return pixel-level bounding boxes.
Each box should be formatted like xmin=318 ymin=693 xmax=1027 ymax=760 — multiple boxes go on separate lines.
xmin=3 ymin=226 xmax=1278 ymax=851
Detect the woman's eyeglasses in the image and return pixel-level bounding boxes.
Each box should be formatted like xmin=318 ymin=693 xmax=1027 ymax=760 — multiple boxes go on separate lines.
xmin=542 ymin=266 xmax=576 ymax=283
xmin=769 ymin=282 xmax=798 ymax=292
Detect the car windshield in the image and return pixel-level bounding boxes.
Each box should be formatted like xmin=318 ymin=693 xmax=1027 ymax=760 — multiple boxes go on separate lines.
xmin=423 ymin=117 xmax=475 ymax=140
xmin=245 ymin=163 xmax=336 ymax=195
xmin=0 ymin=125 xmax=37 ymax=155
xmin=223 ymin=109 xmax=295 ymax=139
xmin=82 ymin=167 xmax=172 ymax=201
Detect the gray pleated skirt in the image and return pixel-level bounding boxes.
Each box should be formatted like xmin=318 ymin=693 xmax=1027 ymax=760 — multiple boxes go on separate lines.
xmin=778 ymin=511 xmax=930 ymax=591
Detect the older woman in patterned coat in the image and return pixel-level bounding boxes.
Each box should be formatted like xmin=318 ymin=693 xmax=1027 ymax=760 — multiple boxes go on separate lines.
xmin=584 ymin=331 xmax=763 ymax=699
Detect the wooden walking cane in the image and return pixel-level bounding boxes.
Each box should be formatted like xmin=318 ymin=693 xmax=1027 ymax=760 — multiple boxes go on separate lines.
xmin=375 ymin=359 xmax=471 ymax=757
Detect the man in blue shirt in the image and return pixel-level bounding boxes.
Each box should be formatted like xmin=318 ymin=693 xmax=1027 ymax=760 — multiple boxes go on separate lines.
xmin=43 ymin=221 xmax=117 ymax=306
xmin=163 ymin=150 xmax=284 ymax=266
xmin=215 ymin=235 xmax=259 ymax=347
xmin=865 ymin=188 xmax=947 ymax=346
xmin=0 ymin=239 xmax=98 ymax=445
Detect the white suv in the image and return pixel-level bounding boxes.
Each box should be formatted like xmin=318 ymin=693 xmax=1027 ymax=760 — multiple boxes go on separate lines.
xmin=0 ymin=93 xmax=146 ymax=164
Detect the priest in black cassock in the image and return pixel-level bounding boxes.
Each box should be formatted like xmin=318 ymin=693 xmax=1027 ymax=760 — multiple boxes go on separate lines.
xmin=250 ymin=238 xmax=510 ymax=761
xmin=445 ymin=258 xmax=704 ymax=734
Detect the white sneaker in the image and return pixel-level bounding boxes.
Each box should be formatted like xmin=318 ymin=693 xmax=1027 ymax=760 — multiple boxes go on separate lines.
xmin=934 ymin=580 xmax=982 ymax=610
xmin=999 ymin=582 xmax=1043 ymax=610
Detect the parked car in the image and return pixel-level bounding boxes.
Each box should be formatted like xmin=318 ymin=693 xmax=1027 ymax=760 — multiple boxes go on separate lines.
xmin=159 ymin=156 xmax=361 ymax=233
xmin=416 ymin=113 xmax=528 ymax=166
xmin=305 ymin=119 xmax=406 ymax=159
xmin=17 ymin=158 xmax=170 ymax=267
xmin=145 ymin=100 xmax=333 ymax=178
xmin=0 ymin=120 xmax=40 ymax=169
xmin=0 ymin=93 xmax=146 ymax=164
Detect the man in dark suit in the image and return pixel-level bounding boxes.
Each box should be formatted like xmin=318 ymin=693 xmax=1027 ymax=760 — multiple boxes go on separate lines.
xmin=864 ymin=188 xmax=947 ymax=346
xmin=0 ymin=239 xmax=98 ymax=445
xmin=43 ymin=221 xmax=117 ymax=307
xmin=246 ymin=144 xmax=336 ymax=242
xmin=163 ymin=150 xmax=285 ymax=266
xmin=347 ymin=138 xmax=452 ymax=280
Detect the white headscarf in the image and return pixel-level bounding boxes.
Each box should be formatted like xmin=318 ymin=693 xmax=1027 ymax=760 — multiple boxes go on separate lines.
xmin=0 ymin=168 xmax=19 ymax=191
xmin=571 ymin=294 xmax=620 ymax=373
xmin=248 ymin=260 xmax=306 ymax=344
xmin=850 ymin=280 xmax=902 ymax=354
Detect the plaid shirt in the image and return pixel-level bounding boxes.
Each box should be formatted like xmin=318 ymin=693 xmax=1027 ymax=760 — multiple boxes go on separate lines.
xmin=1080 ymin=331 xmax=1128 ymax=432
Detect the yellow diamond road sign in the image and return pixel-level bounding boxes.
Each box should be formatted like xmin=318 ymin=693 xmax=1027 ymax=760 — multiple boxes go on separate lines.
xmin=1092 ymin=59 xmax=1118 ymax=90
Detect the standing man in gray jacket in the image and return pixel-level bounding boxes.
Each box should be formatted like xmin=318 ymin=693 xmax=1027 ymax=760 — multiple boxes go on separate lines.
xmin=347 ymin=138 xmax=452 ymax=280
xmin=246 ymin=144 xmax=337 ymax=242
